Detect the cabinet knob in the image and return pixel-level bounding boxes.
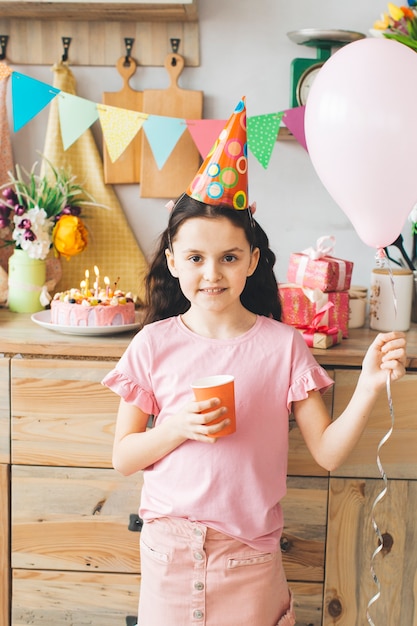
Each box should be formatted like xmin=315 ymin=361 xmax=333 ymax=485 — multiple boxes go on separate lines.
xmin=280 ymin=536 xmax=292 ymax=552
xmin=128 ymin=513 xmax=143 ymax=532
xmin=125 ymin=617 xmax=138 ymax=626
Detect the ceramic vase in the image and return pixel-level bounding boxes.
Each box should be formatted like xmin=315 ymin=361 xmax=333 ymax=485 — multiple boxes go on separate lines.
xmin=369 ymin=267 xmax=413 ymax=331
xmin=8 ymin=249 xmax=46 ymax=313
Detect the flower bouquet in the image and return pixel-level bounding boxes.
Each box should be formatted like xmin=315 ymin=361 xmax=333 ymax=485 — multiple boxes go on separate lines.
xmin=0 ymin=159 xmax=100 ymax=312
xmin=371 ymin=2 xmax=417 ymax=50
xmin=0 ymin=160 xmax=96 ymax=261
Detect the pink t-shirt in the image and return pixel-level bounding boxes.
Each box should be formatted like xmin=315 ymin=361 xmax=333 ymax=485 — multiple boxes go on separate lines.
xmin=102 ymin=315 xmax=333 ymax=551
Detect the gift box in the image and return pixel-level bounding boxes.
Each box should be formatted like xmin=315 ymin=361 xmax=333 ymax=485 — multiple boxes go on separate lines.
xmin=287 ymin=236 xmax=353 ymax=292
xmin=298 ymin=328 xmax=343 ymax=349
xmin=279 ymin=283 xmax=349 ymax=338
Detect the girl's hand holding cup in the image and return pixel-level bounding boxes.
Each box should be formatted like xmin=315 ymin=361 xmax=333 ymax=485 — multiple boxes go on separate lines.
xmin=192 ymin=375 xmax=236 ymax=438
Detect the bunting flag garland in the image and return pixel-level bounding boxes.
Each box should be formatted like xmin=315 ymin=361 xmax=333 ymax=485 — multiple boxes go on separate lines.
xmin=247 ymin=112 xmax=284 ymax=169
xmin=186 ymin=119 xmax=227 ymax=159
xmin=97 ymin=104 xmax=148 ymax=163
xmin=283 ymin=106 xmax=307 ymax=151
xmin=1 ymin=63 xmax=307 ymax=171
xmin=11 ymin=72 xmax=60 ymax=132
xmin=142 ymin=115 xmax=188 ymax=171
xmin=58 ymin=92 xmax=100 ymax=150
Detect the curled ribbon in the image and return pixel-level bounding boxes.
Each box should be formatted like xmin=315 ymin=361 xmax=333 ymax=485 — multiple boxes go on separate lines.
xmin=366 ymin=372 xmax=395 ymax=626
xmin=296 ymin=301 xmax=340 ymax=347
xmin=367 ymin=250 xmax=396 ymax=625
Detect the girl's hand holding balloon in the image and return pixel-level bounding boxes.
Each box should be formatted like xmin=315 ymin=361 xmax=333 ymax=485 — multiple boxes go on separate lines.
xmin=360 ymin=331 xmax=407 ymax=390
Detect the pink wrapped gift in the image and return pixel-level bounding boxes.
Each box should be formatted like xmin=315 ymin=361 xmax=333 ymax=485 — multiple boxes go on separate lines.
xmin=279 ymin=283 xmax=349 ymax=338
xmin=298 ymin=328 xmax=343 ymax=349
xmin=287 ymin=236 xmax=353 ymax=292
xmin=295 ymin=302 xmax=343 ymax=349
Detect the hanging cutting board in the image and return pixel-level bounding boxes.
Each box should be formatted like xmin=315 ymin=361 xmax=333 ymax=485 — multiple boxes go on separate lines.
xmin=140 ymin=52 xmax=203 ymax=198
xmin=103 ymin=56 xmax=143 ymax=184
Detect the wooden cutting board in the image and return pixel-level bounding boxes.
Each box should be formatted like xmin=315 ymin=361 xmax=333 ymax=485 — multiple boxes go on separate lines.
xmin=103 ymin=56 xmax=143 ymax=184
xmin=140 ymin=52 xmax=203 ymax=198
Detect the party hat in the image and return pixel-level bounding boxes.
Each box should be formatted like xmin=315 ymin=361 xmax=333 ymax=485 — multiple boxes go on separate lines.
xmin=186 ymin=97 xmax=248 ymax=210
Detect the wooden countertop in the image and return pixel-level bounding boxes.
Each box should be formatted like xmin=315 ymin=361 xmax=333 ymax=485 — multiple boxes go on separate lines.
xmin=1 ymin=309 xmax=417 ymax=368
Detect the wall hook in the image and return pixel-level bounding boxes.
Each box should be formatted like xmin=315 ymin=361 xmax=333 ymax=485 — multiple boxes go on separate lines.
xmin=124 ymin=37 xmax=135 ymax=66
xmin=61 ymin=37 xmax=72 ymax=62
xmin=170 ymin=38 xmax=180 ymax=53
xmin=0 ymin=35 xmax=9 ymax=61
xmin=170 ymin=38 xmax=180 ymax=66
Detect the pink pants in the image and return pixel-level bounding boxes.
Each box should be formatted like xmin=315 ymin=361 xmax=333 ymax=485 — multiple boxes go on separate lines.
xmin=137 ymin=517 xmax=296 ymax=626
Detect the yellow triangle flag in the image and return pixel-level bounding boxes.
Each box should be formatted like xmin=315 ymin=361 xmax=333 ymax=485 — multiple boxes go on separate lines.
xmin=97 ymin=104 xmax=148 ymax=163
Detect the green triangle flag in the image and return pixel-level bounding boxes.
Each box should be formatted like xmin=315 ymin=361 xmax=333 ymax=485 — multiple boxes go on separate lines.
xmin=247 ymin=112 xmax=284 ymax=169
xmin=58 ymin=92 xmax=99 ymax=150
xmin=12 ymin=72 xmax=60 ymax=131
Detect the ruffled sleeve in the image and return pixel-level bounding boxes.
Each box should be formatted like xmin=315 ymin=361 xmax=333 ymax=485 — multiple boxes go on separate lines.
xmin=287 ymin=364 xmax=334 ymax=411
xmin=102 ymin=368 xmax=160 ymax=416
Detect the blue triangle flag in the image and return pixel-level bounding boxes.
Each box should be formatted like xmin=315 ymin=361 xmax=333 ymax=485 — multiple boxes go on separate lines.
xmin=12 ymin=72 xmax=60 ymax=132
xmin=143 ymin=115 xmax=187 ymax=170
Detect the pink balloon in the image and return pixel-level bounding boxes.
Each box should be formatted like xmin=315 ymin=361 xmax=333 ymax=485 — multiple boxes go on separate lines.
xmin=305 ymin=37 xmax=417 ymax=249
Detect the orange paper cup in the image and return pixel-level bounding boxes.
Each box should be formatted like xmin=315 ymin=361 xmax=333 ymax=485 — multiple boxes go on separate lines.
xmin=191 ymin=374 xmax=236 ymax=437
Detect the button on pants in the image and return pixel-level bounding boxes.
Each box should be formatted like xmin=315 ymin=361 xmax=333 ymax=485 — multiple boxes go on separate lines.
xmin=137 ymin=517 xmax=295 ymax=626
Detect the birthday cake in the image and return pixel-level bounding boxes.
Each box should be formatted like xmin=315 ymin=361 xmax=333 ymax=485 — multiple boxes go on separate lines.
xmin=51 ymin=288 xmax=136 ymax=327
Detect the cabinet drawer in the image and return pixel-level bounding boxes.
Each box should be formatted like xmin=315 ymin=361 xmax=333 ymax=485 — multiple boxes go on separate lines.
xmin=324 ymin=477 xmax=417 ymax=625
xmin=331 ymin=371 xmax=417 ymax=479
xmin=12 ymin=569 xmax=140 ymax=626
xmin=12 ymin=465 xmax=143 ymax=573
xmin=11 ymin=358 xmax=119 ymax=467
xmin=288 ymin=370 xmax=334 ymax=477
xmin=0 ymin=358 xmax=10 ymax=463
xmin=281 ymin=476 xmax=328 ymax=583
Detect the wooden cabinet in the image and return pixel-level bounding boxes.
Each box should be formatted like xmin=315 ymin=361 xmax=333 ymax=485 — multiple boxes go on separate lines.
xmin=323 ymin=369 xmax=417 ymax=626
xmin=0 ymin=358 xmax=10 ymax=626
xmin=1 ymin=311 xmax=417 ymax=625
xmin=10 ymin=357 xmax=143 ymax=625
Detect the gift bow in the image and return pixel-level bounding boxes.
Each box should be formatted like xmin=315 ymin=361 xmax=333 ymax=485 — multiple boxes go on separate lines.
xmin=296 ymin=301 xmax=340 ymax=340
xmin=302 ymin=235 xmax=336 ymax=260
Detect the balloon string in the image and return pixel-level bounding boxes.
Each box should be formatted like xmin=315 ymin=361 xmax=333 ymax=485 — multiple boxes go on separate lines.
xmin=367 ymin=248 xmax=396 ymax=625
xmin=366 ymin=372 xmax=394 ymax=625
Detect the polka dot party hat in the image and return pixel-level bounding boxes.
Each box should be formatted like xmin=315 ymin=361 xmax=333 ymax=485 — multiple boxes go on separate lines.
xmin=186 ymin=97 xmax=248 ymax=210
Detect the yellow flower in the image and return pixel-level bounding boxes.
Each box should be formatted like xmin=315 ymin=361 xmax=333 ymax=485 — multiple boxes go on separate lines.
xmin=373 ymin=13 xmax=391 ymax=29
xmin=388 ymin=2 xmax=405 ymax=20
xmin=53 ymin=214 xmax=88 ymax=260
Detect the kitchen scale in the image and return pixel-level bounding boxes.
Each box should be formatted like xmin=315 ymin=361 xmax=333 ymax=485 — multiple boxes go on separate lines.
xmin=287 ymin=29 xmax=366 ymax=107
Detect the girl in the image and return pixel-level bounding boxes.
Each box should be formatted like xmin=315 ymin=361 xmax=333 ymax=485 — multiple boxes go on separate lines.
xmin=102 ymin=196 xmax=406 ymax=626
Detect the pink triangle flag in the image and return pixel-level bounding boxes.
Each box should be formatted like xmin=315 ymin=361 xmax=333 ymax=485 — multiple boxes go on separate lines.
xmin=186 ymin=118 xmax=227 ymax=159
xmin=283 ymin=106 xmax=307 ymax=151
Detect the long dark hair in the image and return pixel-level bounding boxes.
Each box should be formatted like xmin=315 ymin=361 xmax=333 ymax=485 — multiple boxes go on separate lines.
xmin=143 ymin=196 xmax=281 ymax=325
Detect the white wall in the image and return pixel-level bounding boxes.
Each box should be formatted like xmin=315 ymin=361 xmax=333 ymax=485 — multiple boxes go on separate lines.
xmin=8 ymin=0 xmax=407 ymax=288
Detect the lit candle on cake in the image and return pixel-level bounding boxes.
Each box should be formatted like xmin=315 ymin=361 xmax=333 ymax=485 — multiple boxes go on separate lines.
xmin=80 ymin=279 xmax=86 ymax=295
xmin=94 ymin=266 xmax=100 ymax=298
xmin=84 ymin=269 xmax=89 ymax=295
xmin=104 ymin=276 xmax=110 ymax=298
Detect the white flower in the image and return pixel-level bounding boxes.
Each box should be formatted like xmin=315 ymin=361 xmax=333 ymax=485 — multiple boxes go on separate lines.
xmin=409 ymin=203 xmax=417 ymax=225
xmin=12 ymin=206 xmax=54 ymax=260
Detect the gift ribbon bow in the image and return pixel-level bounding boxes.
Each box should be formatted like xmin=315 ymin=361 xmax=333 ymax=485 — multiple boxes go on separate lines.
xmin=296 ymin=301 xmax=340 ymax=344
xmin=302 ymin=235 xmax=336 ymax=260
xmin=296 ymin=235 xmax=347 ymax=292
